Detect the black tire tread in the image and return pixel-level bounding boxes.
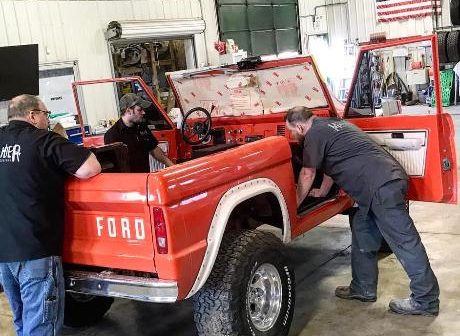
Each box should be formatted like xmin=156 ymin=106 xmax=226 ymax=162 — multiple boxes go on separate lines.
xmin=438 ymin=32 xmax=449 ymax=65
xmin=451 ymin=0 xmax=460 ymax=26
xmin=64 ymin=294 xmax=114 ymax=327
xmin=193 ymin=230 xmax=290 ymax=336
xmin=447 ymin=31 xmax=460 ymax=63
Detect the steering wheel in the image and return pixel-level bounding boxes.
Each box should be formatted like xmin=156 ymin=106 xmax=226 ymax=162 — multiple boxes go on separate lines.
xmin=181 ymin=107 xmax=213 ymax=145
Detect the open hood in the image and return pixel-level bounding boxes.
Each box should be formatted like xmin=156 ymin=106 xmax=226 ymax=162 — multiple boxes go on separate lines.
xmin=167 ymin=56 xmax=335 ymax=118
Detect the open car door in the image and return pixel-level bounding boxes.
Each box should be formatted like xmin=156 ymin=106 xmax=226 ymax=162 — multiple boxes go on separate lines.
xmin=344 ymin=35 xmax=457 ymax=204
xmin=72 ymin=76 xmax=180 ymax=163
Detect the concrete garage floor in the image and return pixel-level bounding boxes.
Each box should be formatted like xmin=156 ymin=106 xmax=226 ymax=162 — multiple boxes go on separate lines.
xmin=1 ymin=114 xmax=459 ymax=336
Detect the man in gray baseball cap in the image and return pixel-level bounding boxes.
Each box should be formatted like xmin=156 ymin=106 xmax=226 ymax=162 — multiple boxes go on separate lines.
xmin=104 ymin=93 xmax=174 ymax=172
xmin=119 ymin=93 xmax=152 ymax=111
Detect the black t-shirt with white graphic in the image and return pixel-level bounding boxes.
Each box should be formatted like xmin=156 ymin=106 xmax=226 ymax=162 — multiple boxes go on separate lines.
xmin=104 ymin=119 xmax=159 ymax=173
xmin=302 ymin=117 xmax=407 ymax=206
xmin=0 ymin=120 xmax=91 ymax=262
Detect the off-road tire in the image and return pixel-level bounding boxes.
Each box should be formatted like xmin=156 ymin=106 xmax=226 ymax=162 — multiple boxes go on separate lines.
xmin=438 ymin=32 xmax=449 ymax=64
xmin=64 ymin=293 xmax=114 ymax=327
xmin=451 ymin=0 xmax=460 ymax=25
xmin=447 ymin=31 xmax=460 ymax=63
xmin=193 ymin=230 xmax=295 ymax=336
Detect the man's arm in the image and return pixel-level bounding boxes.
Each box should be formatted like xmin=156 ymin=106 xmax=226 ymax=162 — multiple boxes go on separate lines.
xmin=74 ymin=153 xmax=102 ymax=179
xmin=297 ymin=167 xmax=316 ymax=206
xmin=309 ymin=174 xmax=334 ymax=197
xmin=151 ymin=147 xmax=174 ymax=167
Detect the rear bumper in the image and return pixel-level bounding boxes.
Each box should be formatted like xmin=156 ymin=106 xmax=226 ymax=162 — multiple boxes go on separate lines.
xmin=65 ymin=270 xmax=178 ymax=303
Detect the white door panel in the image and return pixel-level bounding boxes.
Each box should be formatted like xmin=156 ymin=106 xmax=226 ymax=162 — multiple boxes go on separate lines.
xmin=367 ymin=131 xmax=427 ymax=176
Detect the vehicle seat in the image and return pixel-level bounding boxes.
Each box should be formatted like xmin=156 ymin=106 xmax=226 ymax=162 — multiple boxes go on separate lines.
xmin=89 ymin=142 xmax=130 ymax=173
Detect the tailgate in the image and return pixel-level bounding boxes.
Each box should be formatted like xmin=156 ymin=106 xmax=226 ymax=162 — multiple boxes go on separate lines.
xmin=63 ymin=173 xmax=156 ymax=273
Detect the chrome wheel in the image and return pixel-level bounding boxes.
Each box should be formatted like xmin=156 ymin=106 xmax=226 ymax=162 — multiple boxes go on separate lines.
xmin=247 ymin=263 xmax=283 ymax=332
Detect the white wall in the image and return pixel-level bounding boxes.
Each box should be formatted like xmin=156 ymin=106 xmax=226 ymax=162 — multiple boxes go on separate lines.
xmin=299 ymin=0 xmax=438 ymax=46
xmin=347 ymin=0 xmax=434 ymax=42
xmin=0 ymin=0 xmax=220 ymax=128
xmin=298 ymin=0 xmax=443 ymax=96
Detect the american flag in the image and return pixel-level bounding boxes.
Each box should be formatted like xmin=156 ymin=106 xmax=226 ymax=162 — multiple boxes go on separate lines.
xmin=376 ymin=0 xmax=442 ymax=23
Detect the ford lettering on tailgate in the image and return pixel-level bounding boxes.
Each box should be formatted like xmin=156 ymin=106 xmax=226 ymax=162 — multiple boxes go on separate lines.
xmin=96 ymin=216 xmax=146 ymax=240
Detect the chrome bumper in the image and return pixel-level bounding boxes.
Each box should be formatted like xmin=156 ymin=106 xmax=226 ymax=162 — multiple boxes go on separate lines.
xmin=65 ymin=270 xmax=178 ymax=303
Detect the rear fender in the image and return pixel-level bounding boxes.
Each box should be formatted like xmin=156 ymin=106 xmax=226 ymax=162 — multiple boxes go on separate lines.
xmin=186 ymin=178 xmax=290 ymax=298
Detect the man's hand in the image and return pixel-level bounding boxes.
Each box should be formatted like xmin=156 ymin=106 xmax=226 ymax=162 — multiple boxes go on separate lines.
xmin=297 ymin=167 xmax=316 ymax=207
xmin=151 ymin=147 xmax=174 ymax=167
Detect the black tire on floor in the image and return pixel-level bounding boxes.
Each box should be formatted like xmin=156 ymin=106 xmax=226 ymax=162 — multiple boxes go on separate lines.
xmin=64 ymin=293 xmax=114 ymax=327
xmin=451 ymin=0 xmax=460 ymax=25
xmin=193 ymin=230 xmax=295 ymax=336
xmin=438 ymin=32 xmax=449 ymax=64
xmin=447 ymin=31 xmax=460 ymax=63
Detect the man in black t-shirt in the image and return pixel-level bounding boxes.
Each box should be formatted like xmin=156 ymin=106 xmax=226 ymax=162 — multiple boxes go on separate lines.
xmin=104 ymin=93 xmax=173 ymax=172
xmin=0 ymin=94 xmax=101 ymax=335
xmin=286 ymin=106 xmax=439 ymax=316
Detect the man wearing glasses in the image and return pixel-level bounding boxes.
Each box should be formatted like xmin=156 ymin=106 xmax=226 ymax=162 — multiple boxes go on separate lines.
xmin=0 ymin=94 xmax=102 ymax=335
xmin=104 ymin=93 xmax=174 ymax=172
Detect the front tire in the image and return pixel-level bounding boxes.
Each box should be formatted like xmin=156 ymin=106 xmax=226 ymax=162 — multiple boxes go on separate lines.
xmin=193 ymin=230 xmax=295 ymax=336
xmin=64 ymin=293 xmax=114 ymax=327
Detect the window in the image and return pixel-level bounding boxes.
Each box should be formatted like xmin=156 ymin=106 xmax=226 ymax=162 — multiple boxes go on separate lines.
xmin=217 ymin=0 xmax=300 ymax=57
xmin=347 ymin=41 xmax=436 ymax=118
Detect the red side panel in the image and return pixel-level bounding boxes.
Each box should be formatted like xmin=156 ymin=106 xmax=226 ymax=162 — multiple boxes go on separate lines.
xmin=351 ymin=114 xmax=457 ymax=204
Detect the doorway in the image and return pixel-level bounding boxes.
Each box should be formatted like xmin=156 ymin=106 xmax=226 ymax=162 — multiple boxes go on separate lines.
xmin=109 ymin=38 xmax=196 ymax=113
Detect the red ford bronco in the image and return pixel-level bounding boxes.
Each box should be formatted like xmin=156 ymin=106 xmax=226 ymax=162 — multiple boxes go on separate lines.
xmin=63 ymin=34 xmax=456 ymax=335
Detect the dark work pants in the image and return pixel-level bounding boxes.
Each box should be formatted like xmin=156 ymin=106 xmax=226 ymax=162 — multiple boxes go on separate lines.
xmin=350 ymin=179 xmax=439 ymax=310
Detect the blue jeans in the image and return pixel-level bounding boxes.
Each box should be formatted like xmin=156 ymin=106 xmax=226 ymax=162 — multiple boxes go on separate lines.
xmin=350 ymin=179 xmax=439 ymax=310
xmin=0 ymin=256 xmax=65 ymax=336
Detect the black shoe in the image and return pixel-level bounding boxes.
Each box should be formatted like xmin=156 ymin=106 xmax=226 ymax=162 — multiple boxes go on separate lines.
xmin=335 ymin=286 xmax=377 ymax=302
xmin=389 ymin=298 xmax=439 ymax=316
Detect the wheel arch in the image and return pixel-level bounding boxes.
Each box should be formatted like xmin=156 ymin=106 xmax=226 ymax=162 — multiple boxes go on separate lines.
xmin=186 ymin=178 xmax=291 ymax=298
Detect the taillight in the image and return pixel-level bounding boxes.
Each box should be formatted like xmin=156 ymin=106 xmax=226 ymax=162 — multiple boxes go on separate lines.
xmin=153 ymin=207 xmax=168 ymax=254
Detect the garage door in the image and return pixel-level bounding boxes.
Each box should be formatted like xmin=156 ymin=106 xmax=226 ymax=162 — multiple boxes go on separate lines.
xmin=217 ymin=0 xmax=300 ymax=57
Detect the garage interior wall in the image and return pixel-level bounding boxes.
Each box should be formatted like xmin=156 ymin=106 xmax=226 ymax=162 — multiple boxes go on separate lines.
xmin=0 ymin=0 xmax=220 ymax=128
xmin=300 ymin=0 xmax=445 ymax=45
xmin=299 ymin=0 xmax=447 ymax=97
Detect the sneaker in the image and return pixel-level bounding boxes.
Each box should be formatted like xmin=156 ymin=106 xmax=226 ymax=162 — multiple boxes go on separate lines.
xmin=335 ymin=286 xmax=377 ymax=302
xmin=389 ymin=298 xmax=439 ymax=316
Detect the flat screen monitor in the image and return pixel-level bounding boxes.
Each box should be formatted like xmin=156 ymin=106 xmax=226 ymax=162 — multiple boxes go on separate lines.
xmin=0 ymin=44 xmax=39 ymax=101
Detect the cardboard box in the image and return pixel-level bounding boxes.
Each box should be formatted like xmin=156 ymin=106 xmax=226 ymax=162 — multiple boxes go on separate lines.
xmin=218 ymin=50 xmax=248 ymax=66
xmin=381 ymin=99 xmax=402 ymax=116
xmin=406 ymin=69 xmax=428 ymax=85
